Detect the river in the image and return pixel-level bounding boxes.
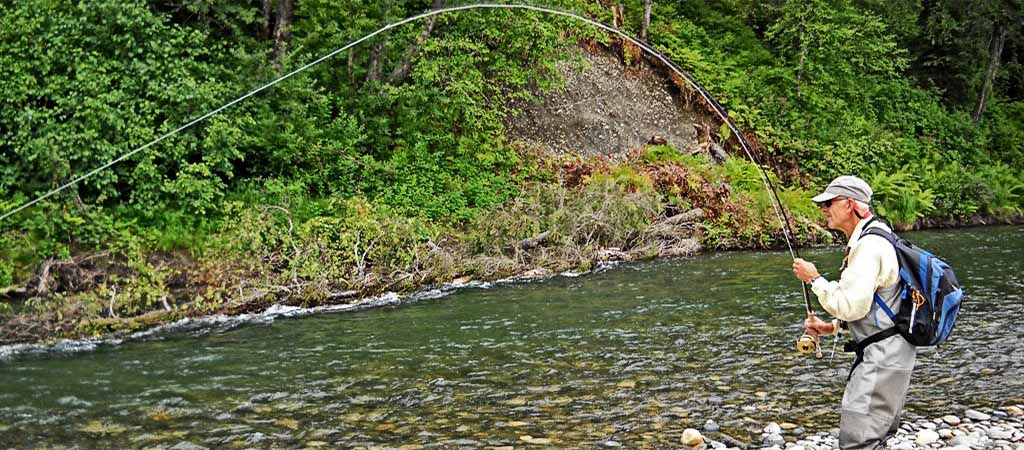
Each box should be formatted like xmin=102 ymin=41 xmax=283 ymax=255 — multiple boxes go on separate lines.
xmin=1 ymin=226 xmax=1021 ymax=449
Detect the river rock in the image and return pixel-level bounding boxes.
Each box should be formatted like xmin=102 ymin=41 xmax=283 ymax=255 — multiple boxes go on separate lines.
xmin=988 ymin=428 xmax=1013 ymax=440
xmin=889 ymin=440 xmax=915 ymax=450
xmin=942 ymin=415 xmax=962 ymax=426
xmin=682 ymin=428 xmax=705 ymax=446
xmin=939 ymin=429 xmax=955 ymax=439
xmin=763 ymin=433 xmax=786 ymax=447
xmin=1005 ymin=406 xmax=1023 ymax=416
xmin=917 ymin=429 xmax=941 ymax=445
xmin=169 ymin=443 xmax=209 ymax=450
xmin=704 ymin=419 xmax=720 ymax=432
xmin=602 ymin=441 xmax=622 ymax=447
xmin=949 ymin=432 xmax=982 ymax=447
xmin=966 ymin=410 xmax=991 ymax=421
xmin=765 ymin=423 xmax=783 ymax=435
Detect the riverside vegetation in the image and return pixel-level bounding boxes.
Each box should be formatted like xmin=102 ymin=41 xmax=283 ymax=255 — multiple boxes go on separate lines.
xmin=1 ymin=0 xmax=1022 ymax=344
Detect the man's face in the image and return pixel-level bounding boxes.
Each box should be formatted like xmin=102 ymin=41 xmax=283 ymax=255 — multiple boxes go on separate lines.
xmin=819 ymin=197 xmax=850 ymax=231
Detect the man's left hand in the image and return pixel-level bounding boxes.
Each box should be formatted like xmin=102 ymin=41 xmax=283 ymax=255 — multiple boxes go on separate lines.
xmin=792 ymin=258 xmax=820 ymax=283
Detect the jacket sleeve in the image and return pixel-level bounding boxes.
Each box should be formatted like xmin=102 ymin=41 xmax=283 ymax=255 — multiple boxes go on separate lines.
xmin=809 ymin=241 xmax=885 ymax=322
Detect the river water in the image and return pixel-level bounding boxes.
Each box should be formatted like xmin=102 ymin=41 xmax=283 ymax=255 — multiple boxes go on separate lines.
xmin=1 ymin=226 xmax=1022 ymax=449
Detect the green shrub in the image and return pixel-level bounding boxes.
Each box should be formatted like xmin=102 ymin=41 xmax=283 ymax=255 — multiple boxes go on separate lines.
xmin=867 ymin=170 xmax=936 ymax=227
xmin=976 ymin=162 xmax=1024 ymax=218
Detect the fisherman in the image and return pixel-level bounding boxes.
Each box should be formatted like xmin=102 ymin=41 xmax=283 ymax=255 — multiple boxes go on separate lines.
xmin=791 ymin=175 xmax=916 ymax=450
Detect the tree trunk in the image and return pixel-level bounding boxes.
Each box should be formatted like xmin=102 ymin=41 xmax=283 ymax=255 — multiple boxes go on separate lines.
xmin=973 ymin=23 xmax=1007 ymax=123
xmin=388 ymin=0 xmax=445 ymax=85
xmin=366 ymin=43 xmax=384 ymax=84
xmin=262 ymin=0 xmax=274 ymax=40
xmin=641 ymin=0 xmax=652 ymax=41
xmin=272 ymin=0 xmax=294 ymax=70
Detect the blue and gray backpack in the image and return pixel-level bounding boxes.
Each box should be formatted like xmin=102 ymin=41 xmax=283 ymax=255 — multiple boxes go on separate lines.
xmin=862 ymin=226 xmax=964 ymax=347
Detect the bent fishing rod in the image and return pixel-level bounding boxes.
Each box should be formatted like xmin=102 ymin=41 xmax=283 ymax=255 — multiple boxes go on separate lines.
xmin=1 ymin=3 xmax=822 ymax=356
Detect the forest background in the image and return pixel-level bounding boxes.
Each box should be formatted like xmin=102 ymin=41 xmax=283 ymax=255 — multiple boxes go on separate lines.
xmin=1 ymin=0 xmax=1022 ymax=343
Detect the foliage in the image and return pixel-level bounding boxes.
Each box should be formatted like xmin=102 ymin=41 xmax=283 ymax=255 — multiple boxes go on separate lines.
xmin=866 ymin=170 xmax=936 ymax=227
xmin=1 ymin=0 xmax=1023 ymax=343
xmin=976 ymin=162 xmax=1024 ymax=217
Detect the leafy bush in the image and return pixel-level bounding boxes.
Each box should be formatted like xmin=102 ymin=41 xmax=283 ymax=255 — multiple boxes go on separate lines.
xmin=976 ymin=162 xmax=1024 ymax=218
xmin=867 ymin=170 xmax=936 ymax=227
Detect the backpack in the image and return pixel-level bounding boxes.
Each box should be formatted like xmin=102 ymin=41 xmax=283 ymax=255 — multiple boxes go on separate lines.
xmin=861 ymin=226 xmax=964 ymax=347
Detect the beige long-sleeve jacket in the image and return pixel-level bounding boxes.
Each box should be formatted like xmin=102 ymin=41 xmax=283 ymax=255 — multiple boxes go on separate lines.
xmin=809 ymin=218 xmax=900 ymax=322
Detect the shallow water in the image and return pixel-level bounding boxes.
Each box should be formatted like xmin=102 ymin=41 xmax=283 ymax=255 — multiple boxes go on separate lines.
xmin=1 ymin=226 xmax=1022 ymax=449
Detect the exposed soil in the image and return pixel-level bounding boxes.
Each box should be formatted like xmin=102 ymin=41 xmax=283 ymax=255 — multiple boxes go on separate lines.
xmin=505 ymin=47 xmax=699 ymax=158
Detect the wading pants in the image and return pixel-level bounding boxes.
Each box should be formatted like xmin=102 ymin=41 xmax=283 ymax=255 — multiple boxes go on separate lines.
xmin=839 ymin=333 xmax=916 ymax=450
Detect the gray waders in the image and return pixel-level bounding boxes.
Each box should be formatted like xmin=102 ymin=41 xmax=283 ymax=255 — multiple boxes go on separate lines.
xmin=839 ymin=283 xmax=917 ymax=450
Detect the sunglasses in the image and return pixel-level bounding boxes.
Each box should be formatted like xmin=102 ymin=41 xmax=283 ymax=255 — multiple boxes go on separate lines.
xmin=821 ymin=197 xmax=846 ymax=208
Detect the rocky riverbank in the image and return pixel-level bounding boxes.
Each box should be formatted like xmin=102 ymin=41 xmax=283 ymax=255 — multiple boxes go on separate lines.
xmin=689 ymin=404 xmax=1024 ymax=450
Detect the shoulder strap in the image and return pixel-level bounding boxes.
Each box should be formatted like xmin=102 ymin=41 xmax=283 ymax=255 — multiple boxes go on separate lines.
xmin=861 ymin=220 xmax=898 ymax=322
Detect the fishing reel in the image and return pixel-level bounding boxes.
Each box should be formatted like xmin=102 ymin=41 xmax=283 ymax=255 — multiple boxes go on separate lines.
xmin=796 ymin=333 xmax=823 ymax=359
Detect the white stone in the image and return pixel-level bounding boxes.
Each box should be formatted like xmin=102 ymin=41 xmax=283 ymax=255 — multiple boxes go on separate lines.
xmin=681 ymin=428 xmax=704 ymax=446
xmin=966 ymin=410 xmax=992 ymax=421
xmin=917 ymin=430 xmax=941 ymax=446
xmin=939 ymin=429 xmax=955 ymax=439
xmin=989 ymin=428 xmax=1014 ymax=440
xmin=765 ymin=423 xmax=783 ymax=435
xmin=943 ymin=416 xmax=962 ymax=426
xmin=763 ymin=433 xmax=786 ymax=447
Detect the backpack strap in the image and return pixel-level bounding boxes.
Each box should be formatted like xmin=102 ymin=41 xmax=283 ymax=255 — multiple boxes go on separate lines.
xmin=859 ymin=224 xmax=899 ymax=323
xmin=843 ymin=327 xmax=900 ymax=381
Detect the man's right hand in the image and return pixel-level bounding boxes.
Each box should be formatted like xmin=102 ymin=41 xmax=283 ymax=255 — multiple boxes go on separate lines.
xmin=804 ymin=314 xmax=833 ymax=337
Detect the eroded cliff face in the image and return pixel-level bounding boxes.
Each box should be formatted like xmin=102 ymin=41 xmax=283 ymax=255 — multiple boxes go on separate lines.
xmin=505 ymin=47 xmax=700 ymax=158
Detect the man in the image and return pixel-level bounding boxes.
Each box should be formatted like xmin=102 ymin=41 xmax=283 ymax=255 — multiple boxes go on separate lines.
xmin=791 ymin=175 xmax=916 ymax=450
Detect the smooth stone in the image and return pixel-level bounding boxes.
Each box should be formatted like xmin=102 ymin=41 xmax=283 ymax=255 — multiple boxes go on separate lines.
xmin=705 ymin=420 xmax=721 ymax=432
xmin=709 ymin=440 xmax=727 ymax=450
xmin=682 ymin=428 xmax=705 ymax=446
xmin=923 ymin=422 xmax=938 ymax=429
xmin=765 ymin=423 xmax=783 ymax=435
xmin=966 ymin=410 xmax=992 ymax=421
xmin=940 ymin=429 xmax=955 ymax=439
xmin=793 ymin=427 xmax=806 ymax=436
xmin=943 ymin=416 xmax=963 ymax=426
xmin=890 ymin=441 xmax=915 ymax=450
xmin=170 ymin=443 xmax=209 ymax=450
xmin=602 ymin=440 xmax=622 ymax=447
xmin=1004 ymin=406 xmax=1024 ymax=416
xmin=917 ymin=429 xmax=941 ymax=445
xmin=989 ymin=428 xmax=1013 ymax=440
xmin=763 ymin=433 xmax=786 ymax=447
xmin=949 ymin=433 xmax=980 ymax=447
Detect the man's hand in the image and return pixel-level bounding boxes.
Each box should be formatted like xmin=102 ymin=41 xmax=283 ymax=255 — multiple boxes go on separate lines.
xmin=804 ymin=314 xmax=833 ymax=337
xmin=792 ymin=258 xmax=820 ymax=283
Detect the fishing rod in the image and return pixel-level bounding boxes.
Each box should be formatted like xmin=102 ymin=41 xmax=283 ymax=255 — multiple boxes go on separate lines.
xmin=1 ymin=3 xmax=822 ymax=356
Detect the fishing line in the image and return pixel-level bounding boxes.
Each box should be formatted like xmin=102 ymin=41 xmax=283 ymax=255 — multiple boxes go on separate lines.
xmin=1 ymin=2 xmax=814 ymax=322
